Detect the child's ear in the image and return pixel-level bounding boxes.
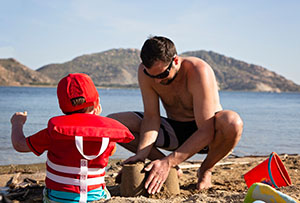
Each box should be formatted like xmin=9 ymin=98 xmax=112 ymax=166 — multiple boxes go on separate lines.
xmin=174 ymin=55 xmax=179 ymax=65
xmin=94 ymin=103 xmax=102 ymax=115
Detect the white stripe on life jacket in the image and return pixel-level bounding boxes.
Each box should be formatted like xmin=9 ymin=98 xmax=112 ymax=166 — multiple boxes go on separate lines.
xmin=46 ymin=159 xmax=105 ymax=175
xmin=46 ymin=170 xmax=105 ymax=186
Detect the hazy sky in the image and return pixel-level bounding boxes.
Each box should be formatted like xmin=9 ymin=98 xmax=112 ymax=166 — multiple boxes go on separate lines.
xmin=1 ymin=0 xmax=300 ymax=84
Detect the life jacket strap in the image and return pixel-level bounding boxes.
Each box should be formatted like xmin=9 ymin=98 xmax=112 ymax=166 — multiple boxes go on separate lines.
xmin=75 ymin=136 xmax=109 ymax=160
xmin=80 ymin=159 xmax=88 ymax=203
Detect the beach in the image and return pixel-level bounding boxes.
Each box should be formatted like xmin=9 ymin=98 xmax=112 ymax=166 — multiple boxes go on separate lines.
xmin=0 ymin=154 xmax=299 ymax=202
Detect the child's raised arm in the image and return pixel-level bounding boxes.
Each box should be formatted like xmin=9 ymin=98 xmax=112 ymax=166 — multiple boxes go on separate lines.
xmin=11 ymin=111 xmax=30 ymax=152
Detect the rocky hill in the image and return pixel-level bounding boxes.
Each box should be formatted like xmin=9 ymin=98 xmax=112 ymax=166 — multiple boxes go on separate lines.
xmin=181 ymin=51 xmax=300 ymax=92
xmin=0 ymin=58 xmax=54 ymax=86
xmin=1 ymin=49 xmax=300 ymax=92
xmin=37 ymin=48 xmax=141 ymax=87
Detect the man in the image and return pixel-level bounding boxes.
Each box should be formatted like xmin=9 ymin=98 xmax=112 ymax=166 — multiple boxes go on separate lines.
xmin=108 ymin=36 xmax=243 ymax=194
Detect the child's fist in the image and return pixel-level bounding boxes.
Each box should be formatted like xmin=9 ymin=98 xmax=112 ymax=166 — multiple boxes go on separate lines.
xmin=11 ymin=111 xmax=27 ymax=125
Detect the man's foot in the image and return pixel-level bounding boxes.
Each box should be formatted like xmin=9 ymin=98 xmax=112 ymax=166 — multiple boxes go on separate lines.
xmin=197 ymin=168 xmax=212 ymax=190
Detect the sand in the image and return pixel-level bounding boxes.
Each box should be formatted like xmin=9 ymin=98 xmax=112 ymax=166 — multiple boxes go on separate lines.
xmin=0 ymin=154 xmax=299 ymax=202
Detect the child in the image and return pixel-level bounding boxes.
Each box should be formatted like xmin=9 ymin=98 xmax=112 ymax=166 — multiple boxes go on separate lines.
xmin=10 ymin=73 xmax=134 ymax=203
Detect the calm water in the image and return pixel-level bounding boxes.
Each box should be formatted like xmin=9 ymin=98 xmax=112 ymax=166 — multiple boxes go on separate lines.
xmin=0 ymin=87 xmax=299 ymax=165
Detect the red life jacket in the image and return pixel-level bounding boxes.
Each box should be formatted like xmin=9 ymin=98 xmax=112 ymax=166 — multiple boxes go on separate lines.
xmin=45 ymin=113 xmax=134 ymax=202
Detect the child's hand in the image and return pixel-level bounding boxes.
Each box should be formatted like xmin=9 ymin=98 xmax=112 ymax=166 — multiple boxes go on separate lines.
xmin=11 ymin=111 xmax=27 ymax=125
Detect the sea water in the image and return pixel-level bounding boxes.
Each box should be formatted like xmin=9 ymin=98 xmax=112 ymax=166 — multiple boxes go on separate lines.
xmin=0 ymin=87 xmax=299 ymax=165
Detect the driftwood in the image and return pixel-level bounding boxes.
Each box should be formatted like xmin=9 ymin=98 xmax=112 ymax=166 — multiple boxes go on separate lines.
xmin=0 ymin=173 xmax=44 ymax=203
xmin=179 ymin=161 xmax=250 ymax=169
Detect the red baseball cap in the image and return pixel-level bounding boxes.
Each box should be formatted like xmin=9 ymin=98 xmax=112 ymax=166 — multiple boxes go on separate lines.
xmin=57 ymin=73 xmax=99 ymax=113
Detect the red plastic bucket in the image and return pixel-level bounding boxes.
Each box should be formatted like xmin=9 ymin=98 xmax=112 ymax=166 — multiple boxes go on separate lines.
xmin=243 ymin=152 xmax=292 ymax=188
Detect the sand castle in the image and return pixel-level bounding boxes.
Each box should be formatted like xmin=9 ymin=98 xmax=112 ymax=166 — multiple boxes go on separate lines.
xmin=120 ymin=162 xmax=180 ymax=197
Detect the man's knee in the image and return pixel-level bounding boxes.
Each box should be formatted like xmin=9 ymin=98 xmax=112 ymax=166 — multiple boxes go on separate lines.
xmin=215 ymin=110 xmax=243 ymax=141
xmin=107 ymin=112 xmax=132 ymax=123
xmin=107 ymin=112 xmax=122 ymax=120
xmin=107 ymin=111 xmax=141 ymax=133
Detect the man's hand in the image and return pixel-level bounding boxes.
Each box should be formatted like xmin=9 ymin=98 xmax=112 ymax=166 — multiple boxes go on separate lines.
xmin=11 ymin=111 xmax=27 ymax=126
xmin=144 ymin=158 xmax=171 ymax=194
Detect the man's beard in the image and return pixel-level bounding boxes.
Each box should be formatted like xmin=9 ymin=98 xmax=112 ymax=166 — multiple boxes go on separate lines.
xmin=160 ymin=72 xmax=178 ymax=85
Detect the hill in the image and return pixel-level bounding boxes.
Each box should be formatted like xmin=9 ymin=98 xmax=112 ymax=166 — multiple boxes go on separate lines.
xmin=37 ymin=48 xmax=141 ymax=87
xmin=0 ymin=58 xmax=54 ymax=86
xmin=37 ymin=49 xmax=300 ymax=92
xmin=181 ymin=50 xmax=300 ymax=92
xmin=1 ymin=49 xmax=300 ymax=92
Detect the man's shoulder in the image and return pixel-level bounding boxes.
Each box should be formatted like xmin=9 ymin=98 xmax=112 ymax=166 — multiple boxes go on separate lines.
xmin=182 ymin=57 xmax=212 ymax=77
xmin=182 ymin=57 xmax=217 ymax=93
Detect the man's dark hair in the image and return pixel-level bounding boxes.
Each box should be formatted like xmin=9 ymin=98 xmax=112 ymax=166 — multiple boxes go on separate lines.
xmin=140 ymin=36 xmax=177 ymax=69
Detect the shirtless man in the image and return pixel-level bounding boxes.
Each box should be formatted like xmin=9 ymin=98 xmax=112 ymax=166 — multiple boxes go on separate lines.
xmin=108 ymin=36 xmax=243 ymax=194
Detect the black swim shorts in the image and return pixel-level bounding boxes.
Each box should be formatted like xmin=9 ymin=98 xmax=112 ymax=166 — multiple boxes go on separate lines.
xmin=133 ymin=112 xmax=209 ymax=154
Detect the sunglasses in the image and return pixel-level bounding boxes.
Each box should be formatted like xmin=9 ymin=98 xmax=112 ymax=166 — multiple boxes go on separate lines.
xmin=143 ymin=58 xmax=174 ymax=79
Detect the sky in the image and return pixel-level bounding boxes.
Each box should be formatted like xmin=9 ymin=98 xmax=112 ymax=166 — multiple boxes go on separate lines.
xmin=1 ymin=0 xmax=300 ymax=84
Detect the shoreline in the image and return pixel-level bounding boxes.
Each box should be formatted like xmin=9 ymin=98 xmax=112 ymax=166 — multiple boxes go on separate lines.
xmin=0 ymin=84 xmax=139 ymax=89
xmin=1 ymin=152 xmax=298 ymax=167
xmin=1 ymin=154 xmax=299 ymax=202
xmin=3 ymin=85 xmax=300 ymax=93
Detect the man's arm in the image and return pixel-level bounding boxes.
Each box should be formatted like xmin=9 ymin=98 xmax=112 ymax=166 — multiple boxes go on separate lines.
xmin=11 ymin=111 xmax=31 ymax=152
xmin=135 ymin=64 xmax=161 ymax=160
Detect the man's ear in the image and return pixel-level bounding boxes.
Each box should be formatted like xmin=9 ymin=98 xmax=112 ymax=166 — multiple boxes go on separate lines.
xmin=94 ymin=103 xmax=102 ymax=115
